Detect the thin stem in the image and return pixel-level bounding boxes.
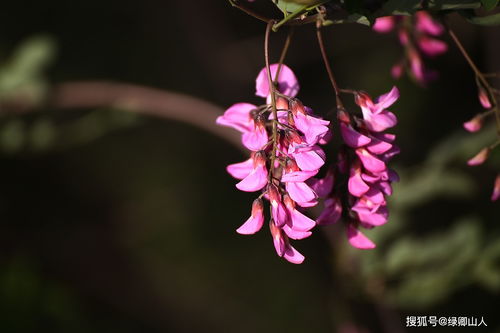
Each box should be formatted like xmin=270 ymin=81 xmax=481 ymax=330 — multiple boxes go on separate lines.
xmin=228 ymin=0 xmax=271 ymax=23
xmin=265 ymin=20 xmax=279 ymax=185
xmin=316 ymin=17 xmax=344 ymax=111
xmin=275 ymin=26 xmax=295 ymax=82
xmin=447 ymin=27 xmax=500 ymax=135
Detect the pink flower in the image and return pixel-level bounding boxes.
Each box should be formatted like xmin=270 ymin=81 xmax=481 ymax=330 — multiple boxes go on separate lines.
xmin=373 ymin=16 xmax=396 ymax=33
xmin=467 ymin=147 xmax=490 ymax=166
xmin=478 ymin=86 xmax=492 ymax=109
xmin=269 ymin=221 xmax=305 ymax=264
xmin=255 ymin=64 xmax=299 ymax=100
xmin=418 ymin=36 xmax=448 ymax=57
xmin=307 ymin=169 xmax=334 ymax=198
xmin=237 ymin=198 xmax=265 ymax=234
xmin=316 ymin=197 xmax=342 ymax=225
xmin=346 ymin=224 xmax=376 ymax=249
xmin=491 ymin=174 xmax=500 ymax=201
xmin=463 ymin=115 xmax=483 ymax=133
xmin=216 ymin=103 xmax=268 ymax=151
xmin=235 ymin=151 xmax=268 ymax=192
xmin=268 ymin=184 xmax=289 ymax=227
xmin=415 ymin=11 xmax=444 ymax=36
xmin=340 ymin=123 xmax=371 ymax=148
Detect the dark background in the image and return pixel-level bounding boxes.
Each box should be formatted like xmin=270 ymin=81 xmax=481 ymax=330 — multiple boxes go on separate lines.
xmin=0 ymin=1 xmax=499 ymax=332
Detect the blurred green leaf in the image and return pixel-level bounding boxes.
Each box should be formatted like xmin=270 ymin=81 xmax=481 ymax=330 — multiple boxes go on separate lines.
xmin=0 ymin=119 xmax=26 ymax=152
xmin=480 ymin=0 xmax=499 ymax=10
xmin=460 ymin=9 xmax=500 ymax=25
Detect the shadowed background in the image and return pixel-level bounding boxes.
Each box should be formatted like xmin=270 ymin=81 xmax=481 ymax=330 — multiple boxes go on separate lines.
xmin=0 ymin=1 xmax=499 ymax=332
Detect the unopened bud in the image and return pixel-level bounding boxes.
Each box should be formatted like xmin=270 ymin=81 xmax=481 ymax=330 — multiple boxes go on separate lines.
xmin=492 ymin=174 xmax=500 ymax=201
xmin=467 ymin=147 xmax=490 ymax=166
xmin=478 ymin=86 xmax=492 ymax=109
xmin=285 ymin=158 xmax=300 ymax=173
xmin=276 ymin=97 xmax=289 ymax=111
xmin=290 ymin=99 xmax=306 ymax=115
xmin=268 ymin=184 xmax=281 ymax=204
xmin=463 ymin=115 xmax=482 ymax=133
xmin=285 ymin=129 xmax=302 ymax=144
xmin=337 ymin=108 xmax=351 ymax=124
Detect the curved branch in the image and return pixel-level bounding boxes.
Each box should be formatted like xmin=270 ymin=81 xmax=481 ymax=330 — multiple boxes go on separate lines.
xmin=49 ymin=81 xmax=243 ymax=150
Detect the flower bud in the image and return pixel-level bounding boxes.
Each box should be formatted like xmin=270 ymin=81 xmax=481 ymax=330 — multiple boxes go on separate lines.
xmin=491 ymin=174 xmax=500 ymax=202
xmin=467 ymin=147 xmax=490 ymax=166
xmin=290 ymin=99 xmax=306 ymax=115
xmin=463 ymin=115 xmax=482 ymax=133
xmin=478 ymin=86 xmax=492 ymax=109
xmin=276 ymin=97 xmax=289 ymax=111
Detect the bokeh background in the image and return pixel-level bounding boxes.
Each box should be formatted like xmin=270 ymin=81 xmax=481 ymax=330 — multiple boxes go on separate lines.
xmin=0 ymin=1 xmax=499 ymax=332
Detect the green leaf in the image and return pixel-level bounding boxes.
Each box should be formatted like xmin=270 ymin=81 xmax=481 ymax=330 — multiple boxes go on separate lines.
xmin=380 ymin=0 xmax=422 ymax=16
xmin=480 ymin=0 xmax=499 ymax=10
xmin=428 ymin=0 xmax=482 ymax=10
xmin=274 ymin=0 xmax=318 ymax=14
xmin=460 ymin=9 xmax=500 ymax=25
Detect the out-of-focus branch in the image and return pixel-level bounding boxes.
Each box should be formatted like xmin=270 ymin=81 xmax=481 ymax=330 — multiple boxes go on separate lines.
xmin=49 ymin=81 xmax=242 ymax=150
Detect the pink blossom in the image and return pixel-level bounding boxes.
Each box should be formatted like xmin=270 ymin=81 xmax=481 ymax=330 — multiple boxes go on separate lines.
xmin=340 ymin=123 xmax=371 ymax=148
xmin=268 ymin=184 xmax=289 ymax=227
xmin=237 ymin=198 xmax=264 ymax=234
xmin=346 ymin=224 xmax=376 ymax=249
xmin=269 ymin=222 xmax=305 ymax=264
xmin=235 ymin=152 xmax=268 ymax=192
xmin=491 ymin=174 xmax=500 ymax=201
xmin=415 ymin=11 xmax=444 ymax=36
xmin=418 ymin=36 xmax=448 ymax=57
xmin=348 ymin=162 xmax=370 ymax=197
xmin=316 ymin=197 xmax=342 ymax=225
xmin=467 ymin=147 xmax=490 ymax=166
xmin=255 ymin=64 xmax=299 ymax=99
xmin=463 ymin=115 xmax=483 ymax=133
xmin=288 ymin=143 xmax=326 ymax=171
xmin=478 ymin=86 xmax=492 ymax=109
xmin=307 ymin=169 xmax=334 ymax=198
xmin=373 ymin=16 xmax=396 ymax=33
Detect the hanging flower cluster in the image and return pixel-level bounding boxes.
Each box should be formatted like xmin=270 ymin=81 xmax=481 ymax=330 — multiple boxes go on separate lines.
xmin=318 ymin=87 xmax=400 ymax=248
xmin=216 ymin=64 xmax=331 ymax=263
xmin=373 ymin=11 xmax=448 ymax=85
xmin=217 ymin=63 xmax=401 ymax=262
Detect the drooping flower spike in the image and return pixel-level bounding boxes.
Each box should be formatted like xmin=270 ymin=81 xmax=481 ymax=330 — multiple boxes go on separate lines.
xmin=373 ymin=11 xmax=447 ymax=85
xmin=218 ymin=64 xmax=331 ymax=264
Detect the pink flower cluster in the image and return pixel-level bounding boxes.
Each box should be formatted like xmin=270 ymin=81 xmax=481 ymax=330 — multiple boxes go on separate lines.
xmin=217 ymin=64 xmax=401 ymax=262
xmin=373 ymin=11 xmax=447 ymax=85
xmin=319 ymin=88 xmax=400 ymax=248
xmin=216 ymin=64 xmax=331 ymax=263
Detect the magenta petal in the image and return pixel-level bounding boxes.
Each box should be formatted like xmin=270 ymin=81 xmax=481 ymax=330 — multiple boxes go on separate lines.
xmin=374 ymin=86 xmax=399 ymax=112
xmin=340 ymin=123 xmax=371 ymax=148
xmin=226 ymin=158 xmax=253 ymax=180
xmin=294 ymin=113 xmax=330 ymax=145
xmin=316 ymin=198 xmax=342 ymax=225
xmin=281 ymin=170 xmax=318 ymax=183
xmin=346 ymin=225 xmax=376 ymax=249
xmin=367 ymin=136 xmax=393 ymax=154
xmin=236 ymin=214 xmax=264 ymax=235
xmin=242 ymin=126 xmax=268 ymax=151
xmin=356 ymin=149 xmax=386 ymax=173
xmin=272 ymin=201 xmax=288 ymax=227
xmin=283 ymin=225 xmax=312 ymax=240
xmin=372 ymin=16 xmax=395 ymax=33
xmin=348 ymin=171 xmax=370 ymax=197
xmin=216 ymin=103 xmax=255 ymax=133
xmin=307 ymin=171 xmax=334 ymax=198
xmin=255 ymin=64 xmax=299 ymax=98
xmin=292 ymin=147 xmax=325 ymax=171
xmin=356 ymin=206 xmax=389 ymax=226
xmin=418 ymin=37 xmax=447 ymax=57
xmin=491 ymin=174 xmax=500 ymax=201
xmin=289 ymin=208 xmax=315 ymax=231
xmin=363 ymin=110 xmax=398 ymax=132
xmin=463 ymin=117 xmax=482 ymax=132
xmin=283 ymin=244 xmax=305 ymax=264
xmin=236 ymin=164 xmax=268 ymax=192
xmin=416 ymin=11 xmax=444 ymax=36
xmin=296 ymin=199 xmax=318 ymax=208
xmin=286 ymin=182 xmax=317 ymax=204
xmin=272 ymin=232 xmax=286 ymax=257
